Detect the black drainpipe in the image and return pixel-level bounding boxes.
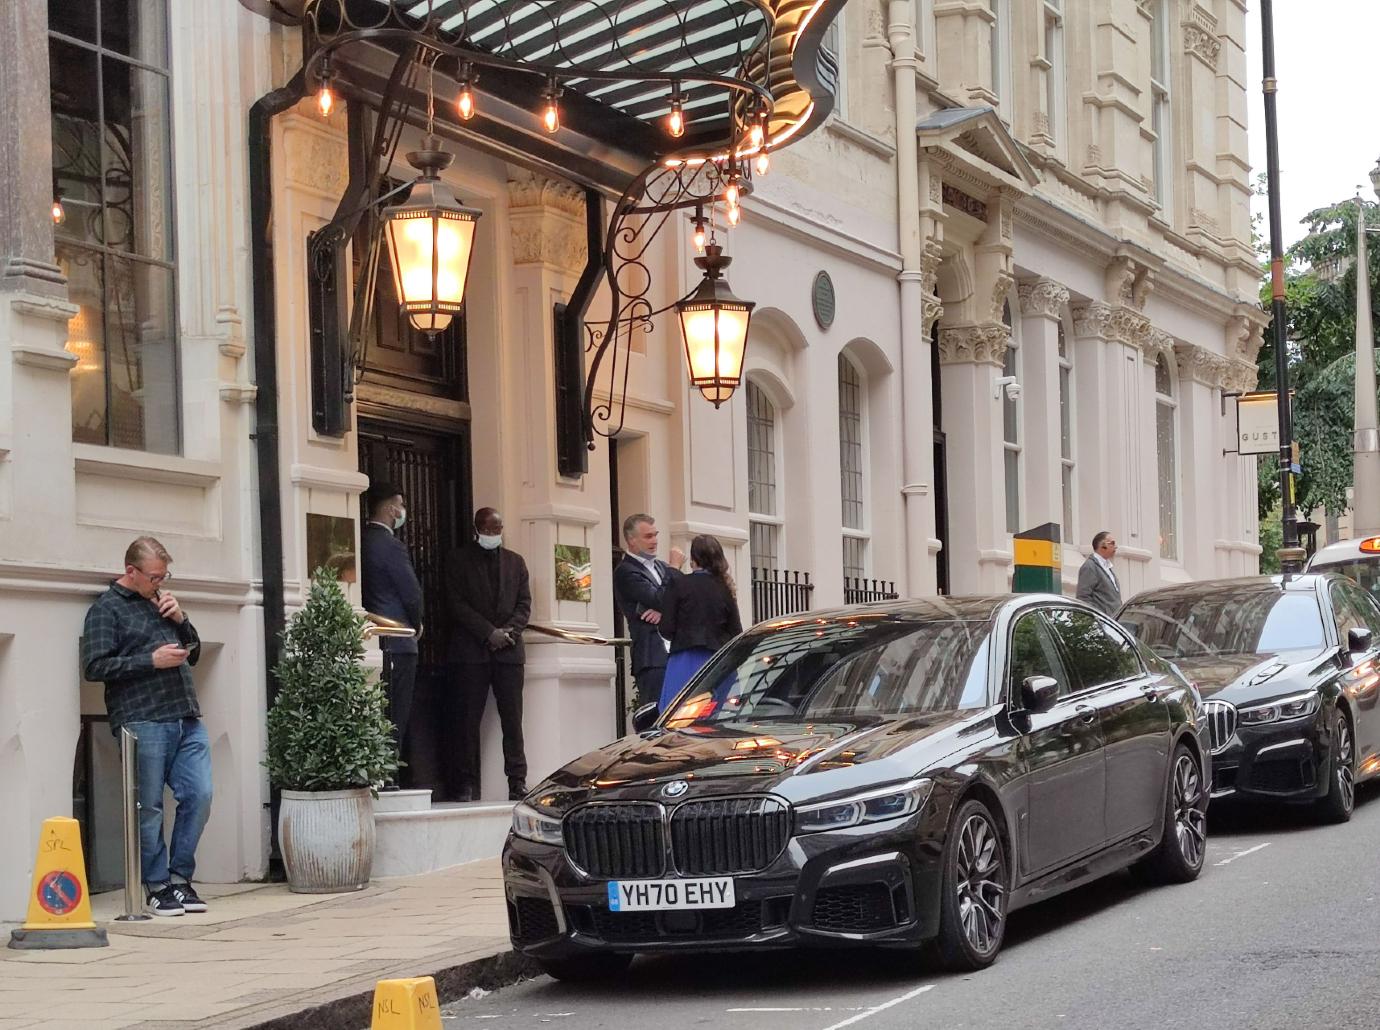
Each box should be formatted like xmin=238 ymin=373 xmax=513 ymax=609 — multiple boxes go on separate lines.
xmin=248 ymin=70 xmax=306 ymax=869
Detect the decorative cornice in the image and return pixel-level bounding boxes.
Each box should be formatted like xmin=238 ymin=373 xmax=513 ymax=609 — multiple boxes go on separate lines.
xmin=10 ymin=294 xmax=79 ymax=324
xmin=1183 ymin=24 xmax=1221 ymax=70
xmin=1106 ymin=254 xmax=1155 ymax=311
xmin=506 ymin=168 xmax=585 ymax=217
xmin=12 ymin=344 xmax=78 ymax=372
xmin=938 ymin=323 xmax=1009 ymax=366
xmin=1173 ymin=342 xmax=1231 ymax=387
xmin=1016 ymin=278 xmax=1070 ymax=320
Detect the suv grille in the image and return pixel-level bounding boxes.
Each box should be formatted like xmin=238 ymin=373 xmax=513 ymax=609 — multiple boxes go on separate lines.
xmin=564 ymin=796 xmax=792 ymax=879
xmin=1203 ymin=700 xmax=1237 ymax=753
xmin=669 ymin=797 xmax=791 ymax=875
xmin=565 ymin=803 xmax=665 ymax=879
xmin=811 ymin=883 xmax=899 ymax=934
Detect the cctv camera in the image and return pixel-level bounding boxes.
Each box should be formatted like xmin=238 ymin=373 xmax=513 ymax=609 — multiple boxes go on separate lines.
xmin=993 ymin=375 xmax=1021 ymax=402
xmin=1005 ymin=381 xmax=1022 ymax=402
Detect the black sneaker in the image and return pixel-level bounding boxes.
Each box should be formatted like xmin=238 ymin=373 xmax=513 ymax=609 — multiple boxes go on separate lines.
xmin=169 ymin=882 xmax=208 ymax=913
xmin=508 ymin=783 xmax=528 ymax=801
xmin=145 ymin=885 xmax=185 ymax=917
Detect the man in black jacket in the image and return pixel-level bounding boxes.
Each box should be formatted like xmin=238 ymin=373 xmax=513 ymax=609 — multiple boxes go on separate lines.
xmin=612 ymin=514 xmax=684 ymax=709
xmin=445 ymin=507 xmax=531 ymax=800
xmin=360 ymin=482 xmax=424 ymax=784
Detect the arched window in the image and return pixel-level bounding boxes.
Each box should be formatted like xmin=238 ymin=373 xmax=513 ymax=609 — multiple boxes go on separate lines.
xmin=1155 ymin=354 xmax=1178 ymax=560
xmin=1058 ymin=317 xmax=1075 ymax=540
xmin=1001 ymin=300 xmax=1021 ymax=534
xmin=838 ymin=354 xmax=868 ymax=580
xmin=746 ymin=380 xmax=781 ymax=572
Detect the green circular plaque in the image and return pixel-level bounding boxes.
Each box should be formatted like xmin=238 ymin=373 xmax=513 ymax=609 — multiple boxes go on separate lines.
xmin=812 ymin=270 xmax=836 ymax=330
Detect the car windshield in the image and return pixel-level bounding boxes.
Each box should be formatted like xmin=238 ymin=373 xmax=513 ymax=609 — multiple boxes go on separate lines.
xmin=661 ymin=617 xmax=991 ymax=727
xmin=1310 ymin=558 xmax=1380 ymax=605
xmin=1120 ymin=589 xmax=1326 ymax=658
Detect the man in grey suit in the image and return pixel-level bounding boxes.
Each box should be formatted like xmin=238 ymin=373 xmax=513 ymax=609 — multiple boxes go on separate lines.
xmin=1076 ymin=530 xmax=1123 ymax=616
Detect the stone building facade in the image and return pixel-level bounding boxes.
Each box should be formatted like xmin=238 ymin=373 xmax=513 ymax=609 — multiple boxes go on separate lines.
xmin=0 ymin=0 xmax=1264 ymax=915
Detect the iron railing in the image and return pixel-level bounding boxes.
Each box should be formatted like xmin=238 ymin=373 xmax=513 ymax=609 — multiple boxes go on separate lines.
xmin=844 ymin=577 xmax=899 ymax=605
xmin=751 ymin=568 xmax=814 ymax=624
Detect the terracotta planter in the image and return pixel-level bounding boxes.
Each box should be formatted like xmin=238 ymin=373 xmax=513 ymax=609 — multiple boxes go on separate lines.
xmin=278 ymin=788 xmax=375 ymax=893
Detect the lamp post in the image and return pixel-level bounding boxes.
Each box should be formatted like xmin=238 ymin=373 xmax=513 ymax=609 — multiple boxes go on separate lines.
xmin=675 ymin=244 xmax=754 ymax=408
xmin=1352 ymin=158 xmax=1380 ymax=537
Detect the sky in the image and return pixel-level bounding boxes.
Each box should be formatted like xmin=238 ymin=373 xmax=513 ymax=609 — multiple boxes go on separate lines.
xmin=1244 ymin=1 xmax=1380 ymax=247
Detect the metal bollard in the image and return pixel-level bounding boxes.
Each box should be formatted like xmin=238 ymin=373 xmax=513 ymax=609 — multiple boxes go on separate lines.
xmin=115 ymin=727 xmax=150 ymax=922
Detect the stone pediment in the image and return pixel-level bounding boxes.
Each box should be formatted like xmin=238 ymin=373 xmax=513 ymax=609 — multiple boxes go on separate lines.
xmin=916 ymin=107 xmax=1040 ymax=193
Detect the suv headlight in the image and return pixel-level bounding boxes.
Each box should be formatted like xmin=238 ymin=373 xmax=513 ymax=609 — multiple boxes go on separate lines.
xmin=795 ymin=779 xmax=933 ymax=835
xmin=512 ymin=802 xmax=564 ymax=846
xmin=1237 ymin=690 xmax=1320 ymax=725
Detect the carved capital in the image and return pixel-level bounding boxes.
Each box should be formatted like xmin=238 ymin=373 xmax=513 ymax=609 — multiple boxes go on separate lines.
xmin=938 ymin=323 xmax=1010 ymax=367
xmin=922 ymin=295 xmax=945 ymax=335
xmin=1072 ymin=302 xmax=1113 ymax=339
xmin=1173 ymin=342 xmax=1231 ymax=387
xmin=507 ymin=168 xmax=585 ymax=216
xmin=1222 ymin=358 xmax=1260 ymax=394
xmin=1107 ymin=307 xmax=1152 ymax=350
xmin=989 ymin=269 xmax=1015 ymax=322
xmin=1017 ymin=278 xmax=1070 ymax=320
xmin=1144 ymin=328 xmax=1176 ymax=361
xmin=1184 ymin=24 xmax=1221 ymax=69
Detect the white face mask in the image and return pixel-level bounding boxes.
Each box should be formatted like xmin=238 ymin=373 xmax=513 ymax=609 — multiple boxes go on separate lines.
xmin=477 ymin=533 xmax=502 ymax=551
xmin=393 ymin=508 xmax=407 ymax=531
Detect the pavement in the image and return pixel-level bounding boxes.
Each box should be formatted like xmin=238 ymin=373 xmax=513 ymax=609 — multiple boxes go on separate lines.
xmin=443 ymin=785 xmax=1380 ymax=1030
xmin=0 ymin=858 xmax=521 ymax=1030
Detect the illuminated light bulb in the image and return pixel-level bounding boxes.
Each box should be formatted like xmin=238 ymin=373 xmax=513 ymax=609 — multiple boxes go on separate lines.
xmin=749 ymin=122 xmax=765 ymax=150
xmin=692 ymin=223 xmax=707 ymax=252
xmin=755 ymin=151 xmax=770 ymax=177
xmin=51 ymin=197 xmax=66 ymax=225
xmin=726 ymin=202 xmax=741 ymax=226
xmin=541 ymin=82 xmax=561 ymax=134
xmin=457 ymin=83 xmax=475 ymax=121
xmin=317 ymin=82 xmax=334 ymax=117
xmin=667 ymin=105 xmax=685 ymax=139
xmin=724 ymin=180 xmax=740 ymax=207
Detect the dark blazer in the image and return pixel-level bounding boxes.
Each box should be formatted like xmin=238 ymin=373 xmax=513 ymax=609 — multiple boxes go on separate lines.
xmin=360 ymin=522 xmax=423 ymax=654
xmin=659 ymin=570 xmax=743 ymax=654
xmin=445 ymin=543 xmax=531 ymax=665
xmin=613 ymin=555 xmax=681 ymax=674
xmin=1076 ymin=555 xmax=1123 ymax=617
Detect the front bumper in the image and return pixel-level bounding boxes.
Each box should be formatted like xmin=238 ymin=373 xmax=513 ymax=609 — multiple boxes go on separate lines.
xmin=503 ymin=813 xmax=946 ymax=959
xmin=1209 ymin=706 xmax=1333 ymax=802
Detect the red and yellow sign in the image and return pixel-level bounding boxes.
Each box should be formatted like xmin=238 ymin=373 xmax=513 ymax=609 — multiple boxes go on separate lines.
xmin=7 ymin=816 xmax=107 ymax=950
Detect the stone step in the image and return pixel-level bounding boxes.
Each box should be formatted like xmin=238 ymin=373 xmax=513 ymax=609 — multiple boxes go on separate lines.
xmin=373 ymin=801 xmax=515 ymax=878
xmin=372 ymin=788 xmax=434 ymax=813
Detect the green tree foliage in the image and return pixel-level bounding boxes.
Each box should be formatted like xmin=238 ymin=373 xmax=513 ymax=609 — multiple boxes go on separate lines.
xmin=1256 ymin=197 xmax=1380 ymax=522
xmin=265 ymin=568 xmax=399 ymax=791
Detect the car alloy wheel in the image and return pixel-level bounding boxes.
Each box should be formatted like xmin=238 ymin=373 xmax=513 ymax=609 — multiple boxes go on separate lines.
xmin=955 ymin=810 xmax=1006 ymax=955
xmin=1336 ymin=717 xmax=1355 ymax=814
xmin=1172 ymin=753 xmax=1207 ymax=869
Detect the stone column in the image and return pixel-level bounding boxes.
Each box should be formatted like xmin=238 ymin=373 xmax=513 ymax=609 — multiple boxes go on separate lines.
xmin=0 ymin=0 xmax=64 ymax=297
xmin=938 ymin=323 xmax=1010 ymax=594
xmin=1070 ymin=302 xmax=1112 ymax=557
xmin=1172 ymin=340 xmax=1230 ymax=578
xmin=1017 ymin=278 xmax=1070 ymax=542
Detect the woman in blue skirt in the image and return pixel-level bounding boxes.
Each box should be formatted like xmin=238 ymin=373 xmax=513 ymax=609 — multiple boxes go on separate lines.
xmin=657 ymin=534 xmax=743 ymax=713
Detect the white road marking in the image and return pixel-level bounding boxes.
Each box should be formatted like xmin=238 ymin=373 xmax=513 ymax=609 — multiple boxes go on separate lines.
xmin=727 ymin=1007 xmax=866 ymax=1013
xmin=1214 ymin=842 xmax=1271 ymax=866
xmin=818 ymin=984 xmax=935 ymax=1030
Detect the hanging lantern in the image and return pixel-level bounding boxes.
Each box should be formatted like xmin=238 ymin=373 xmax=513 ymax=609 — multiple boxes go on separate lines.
xmin=381 ymin=135 xmax=482 ymax=335
xmin=675 ymin=244 xmax=755 ymax=408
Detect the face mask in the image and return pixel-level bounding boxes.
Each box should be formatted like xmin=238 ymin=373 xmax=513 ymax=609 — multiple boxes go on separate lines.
xmin=477 ymin=533 xmax=502 ymax=551
xmin=393 ymin=509 xmax=407 ymax=531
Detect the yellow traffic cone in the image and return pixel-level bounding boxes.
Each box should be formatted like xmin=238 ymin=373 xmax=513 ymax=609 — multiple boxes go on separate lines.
xmin=8 ymin=817 xmax=108 ymax=950
xmin=370 ymin=976 xmax=443 ymax=1030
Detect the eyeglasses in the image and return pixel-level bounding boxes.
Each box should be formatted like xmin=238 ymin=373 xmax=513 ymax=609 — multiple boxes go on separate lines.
xmin=133 ymin=567 xmax=171 ymax=585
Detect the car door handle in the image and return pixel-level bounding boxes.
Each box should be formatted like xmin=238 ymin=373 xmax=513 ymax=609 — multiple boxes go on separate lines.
xmin=1142 ymin=683 xmax=1162 ymax=702
xmin=1059 ymin=705 xmax=1097 ymax=735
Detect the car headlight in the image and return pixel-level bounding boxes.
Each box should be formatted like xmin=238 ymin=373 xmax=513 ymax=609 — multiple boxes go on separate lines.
xmin=794 ymin=779 xmax=933 ymax=835
xmin=1237 ymin=690 xmax=1321 ymax=725
xmin=511 ymin=802 xmax=564 ymax=846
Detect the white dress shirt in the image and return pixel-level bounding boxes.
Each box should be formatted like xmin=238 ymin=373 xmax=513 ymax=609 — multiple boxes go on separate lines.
xmin=1093 ymin=552 xmax=1119 ymax=592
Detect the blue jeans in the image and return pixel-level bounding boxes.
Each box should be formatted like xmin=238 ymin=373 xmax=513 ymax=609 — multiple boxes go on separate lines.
xmin=119 ymin=718 xmax=213 ymax=889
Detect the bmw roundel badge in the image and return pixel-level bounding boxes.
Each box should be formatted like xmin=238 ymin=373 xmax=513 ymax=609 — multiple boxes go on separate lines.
xmin=661 ymin=779 xmax=689 ymax=799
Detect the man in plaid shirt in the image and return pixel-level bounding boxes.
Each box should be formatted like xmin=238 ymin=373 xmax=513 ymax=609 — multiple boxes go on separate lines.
xmin=82 ymin=536 xmax=211 ymax=917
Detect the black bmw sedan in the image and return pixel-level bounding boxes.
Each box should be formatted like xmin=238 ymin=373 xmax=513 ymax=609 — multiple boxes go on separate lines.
xmin=1120 ymin=574 xmax=1380 ymax=823
xmin=503 ymin=595 xmax=1210 ymax=981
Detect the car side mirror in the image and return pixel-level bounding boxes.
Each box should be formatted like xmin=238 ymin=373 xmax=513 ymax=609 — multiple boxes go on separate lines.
xmin=1348 ymin=627 xmax=1373 ymax=654
xmin=631 ymin=701 xmax=660 ymax=734
xmin=1021 ymin=675 xmax=1060 ymax=713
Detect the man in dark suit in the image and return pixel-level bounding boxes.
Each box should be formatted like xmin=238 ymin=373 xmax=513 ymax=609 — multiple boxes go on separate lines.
xmin=1076 ymin=529 xmax=1124 ymax=616
xmin=613 ymin=514 xmax=684 ymax=709
xmin=445 ymin=507 xmax=531 ymax=801
xmin=360 ymin=482 xmax=424 ymax=785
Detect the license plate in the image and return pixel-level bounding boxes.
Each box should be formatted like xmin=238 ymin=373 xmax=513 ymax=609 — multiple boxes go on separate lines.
xmin=606 ymin=877 xmax=735 ymax=912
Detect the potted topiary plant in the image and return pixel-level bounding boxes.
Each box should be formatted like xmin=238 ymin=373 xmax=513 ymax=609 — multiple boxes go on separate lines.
xmin=266 ymin=568 xmax=399 ymax=893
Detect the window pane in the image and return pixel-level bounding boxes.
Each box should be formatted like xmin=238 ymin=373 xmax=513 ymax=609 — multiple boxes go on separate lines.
xmin=839 ymin=357 xmax=864 ymax=530
xmin=1155 ymin=354 xmax=1172 ymax=396
xmin=1059 ymin=364 xmax=1072 ymax=458
xmin=102 ymin=56 xmax=173 ymax=260
xmin=49 ymin=0 xmax=97 ymax=43
xmin=1062 ymin=465 xmax=1075 ymax=541
xmin=1046 ymin=609 xmax=1141 ymax=689
xmin=1157 ymin=400 xmax=1177 ymax=560
xmin=750 ymin=521 xmax=780 ymax=572
xmin=1009 ymin=614 xmax=1067 ymax=697
xmin=842 ymin=535 xmax=866 ymax=581
xmin=50 ymin=37 xmax=103 ymax=249
xmin=1004 ymin=447 xmax=1020 ymax=534
xmin=101 ymin=0 xmax=169 ymax=65
xmin=59 ymin=242 xmax=109 ymax=445
xmin=747 ymin=382 xmax=777 ymax=517
xmin=106 ymin=257 xmax=179 ymax=453
xmin=1002 ymin=343 xmax=1018 ymax=445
